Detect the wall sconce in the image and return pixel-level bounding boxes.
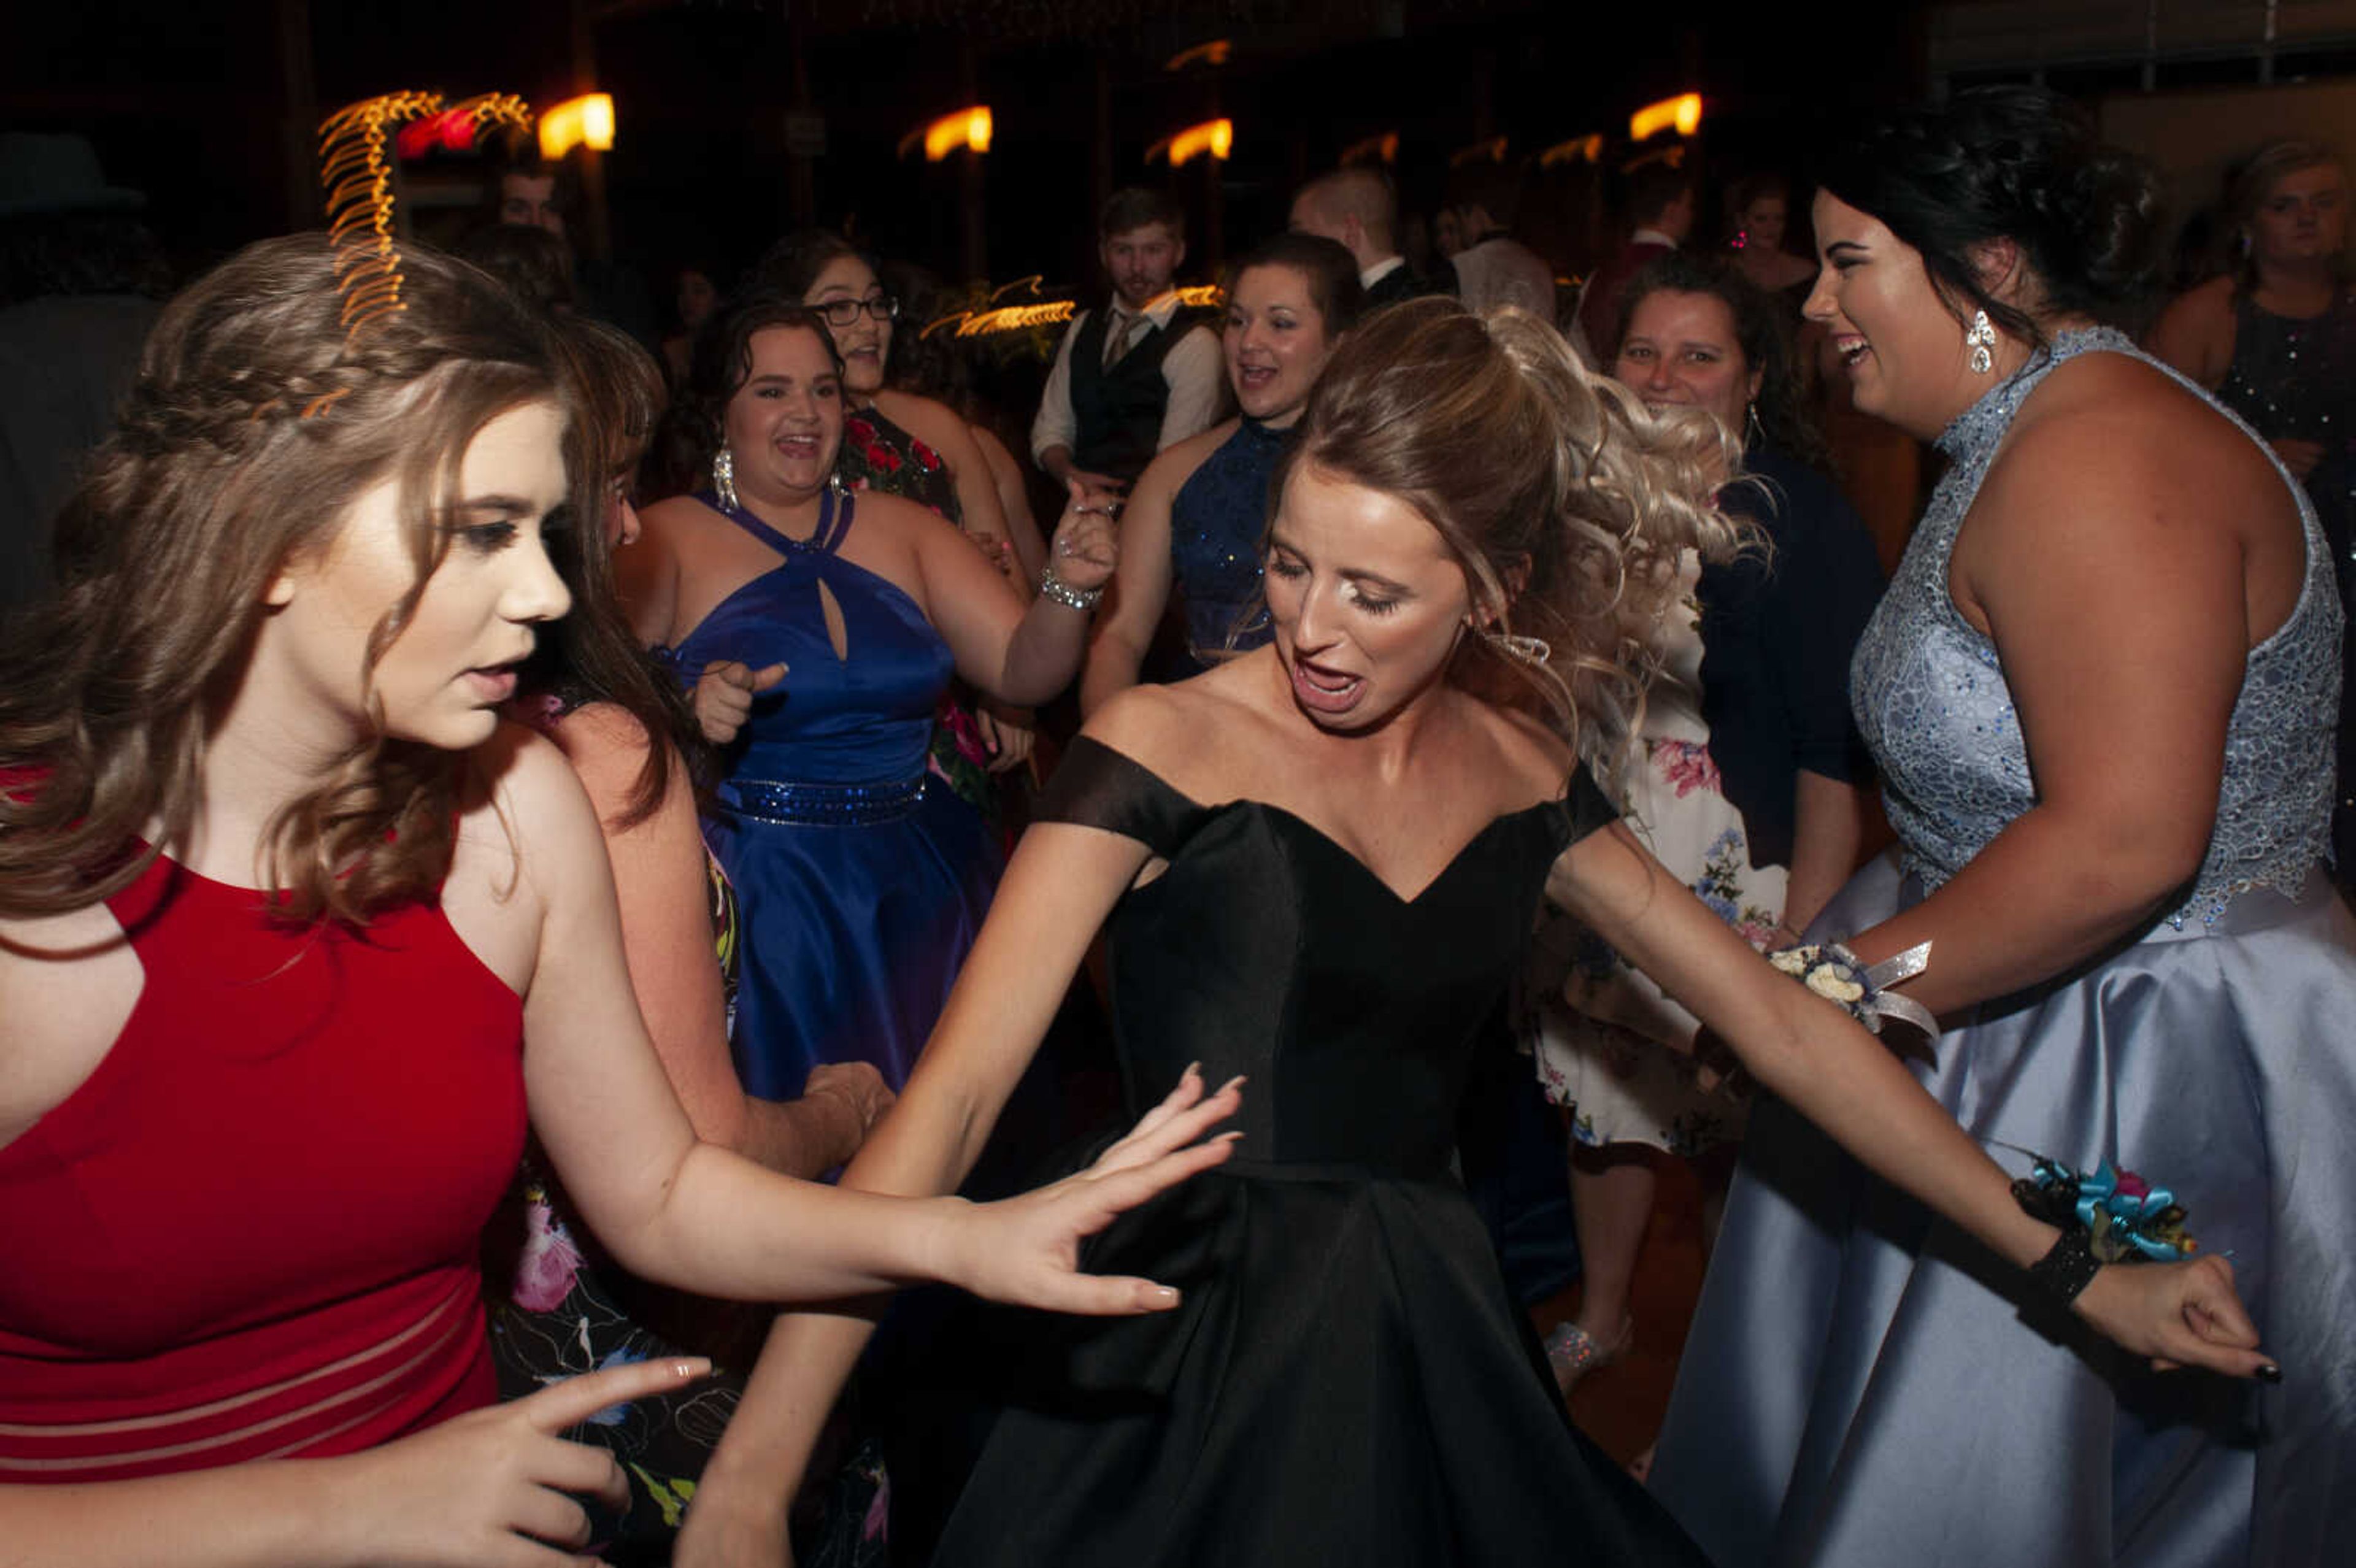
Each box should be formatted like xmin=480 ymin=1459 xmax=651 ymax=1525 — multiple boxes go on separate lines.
xmin=1149 ymin=118 xmax=1233 ymax=166
xmin=1629 ymin=93 xmax=1703 ymax=141
xmin=538 ymin=93 xmax=614 ymax=160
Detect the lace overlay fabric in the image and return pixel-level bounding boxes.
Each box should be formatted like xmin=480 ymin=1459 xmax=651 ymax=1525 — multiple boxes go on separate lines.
xmin=1849 ymin=326 xmax=2343 ymax=928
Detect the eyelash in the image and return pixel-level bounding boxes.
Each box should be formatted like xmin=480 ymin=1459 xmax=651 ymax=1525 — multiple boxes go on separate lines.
xmin=453 ymin=521 xmax=516 ymax=555
xmin=1266 ymin=555 xmax=1400 ymax=614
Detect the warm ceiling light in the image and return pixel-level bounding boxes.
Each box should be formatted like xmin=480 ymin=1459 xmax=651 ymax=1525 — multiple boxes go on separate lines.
xmin=1166 ymin=39 xmax=1232 ymax=70
xmin=901 ymin=106 xmax=993 ymax=162
xmin=1150 ymin=118 xmax=1233 ymax=166
xmin=1629 ymin=92 xmax=1703 ymax=141
xmin=1341 ymin=131 xmax=1399 ymax=166
xmin=1449 ymin=136 xmax=1508 ymax=169
xmin=538 ymin=93 xmax=614 ymax=160
xmin=1539 ymin=133 xmax=1606 ymax=169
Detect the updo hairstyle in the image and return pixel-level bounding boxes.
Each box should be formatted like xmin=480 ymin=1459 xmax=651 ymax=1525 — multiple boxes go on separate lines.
xmin=1223 ymin=232 xmax=1366 ymax=339
xmin=0 ymin=233 xmax=567 ymax=921
xmin=651 ymin=291 xmax=844 ymax=492
xmin=1815 ymin=86 xmax=2163 ymax=347
xmin=1277 ymin=296 xmax=1744 ymax=756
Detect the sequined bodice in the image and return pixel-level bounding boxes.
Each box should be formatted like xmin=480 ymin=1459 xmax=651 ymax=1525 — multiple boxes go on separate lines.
xmin=1849 ymin=327 xmax=2343 ymax=927
xmin=1170 ymin=417 xmax=1285 ymax=661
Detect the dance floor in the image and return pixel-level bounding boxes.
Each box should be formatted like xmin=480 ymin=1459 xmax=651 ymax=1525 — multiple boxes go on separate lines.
xmin=1531 ymin=1156 xmax=1708 ymax=1467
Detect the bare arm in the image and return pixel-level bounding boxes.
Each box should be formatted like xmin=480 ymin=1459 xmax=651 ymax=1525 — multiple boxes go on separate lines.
xmin=1550 ymin=821 xmax=2268 ymax=1375
xmin=614 ymin=499 xmax=688 ymax=646
xmin=678 ymin=712 xmax=1198 ymax=1564
xmin=972 ymin=421 xmax=1048 ymax=582
xmin=545 ymin=703 xmax=879 ymax=1178
xmin=1835 ymin=375 xmax=2277 ymax=1015
xmin=878 ymin=391 xmax=1020 ymax=588
xmin=1781 ymin=769 xmax=1870 ymax=933
xmin=0 ymin=1359 xmax=717 ymax=1568
xmin=2144 ymin=277 xmax=2236 ymax=391
xmin=1079 ymin=429 xmax=1215 ymax=715
xmin=908 ymin=486 xmax=1116 ymax=706
xmin=1030 ymin=317 xmax=1082 ymax=471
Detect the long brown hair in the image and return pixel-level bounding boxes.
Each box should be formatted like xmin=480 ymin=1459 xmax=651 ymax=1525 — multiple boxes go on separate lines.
xmin=1277 ymin=297 xmax=1744 ymax=758
xmin=0 ymin=233 xmax=567 ymax=921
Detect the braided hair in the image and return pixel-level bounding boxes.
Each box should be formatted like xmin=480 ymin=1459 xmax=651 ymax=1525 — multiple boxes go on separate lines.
xmin=0 ymin=233 xmax=568 ymax=921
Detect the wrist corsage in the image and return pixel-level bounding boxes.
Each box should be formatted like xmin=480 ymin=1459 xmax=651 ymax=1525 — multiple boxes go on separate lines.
xmin=2008 ymin=1148 xmax=2198 ymax=1305
xmin=1765 ymin=939 xmax=1937 ymax=1036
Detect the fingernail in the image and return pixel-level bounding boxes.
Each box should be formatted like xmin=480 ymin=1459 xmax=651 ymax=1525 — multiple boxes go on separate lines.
xmin=2257 ymin=1363 xmax=2283 ymax=1383
xmin=1184 ymin=1059 xmax=1203 ymax=1080
xmin=1153 ymin=1285 xmax=1180 ymax=1305
xmin=1219 ymin=1131 xmax=1244 ymax=1143
xmin=1222 ymin=1074 xmax=1245 ymax=1093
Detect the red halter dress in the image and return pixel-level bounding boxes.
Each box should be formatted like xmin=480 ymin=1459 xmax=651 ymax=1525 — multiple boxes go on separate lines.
xmin=0 ymin=849 xmax=526 ymax=1480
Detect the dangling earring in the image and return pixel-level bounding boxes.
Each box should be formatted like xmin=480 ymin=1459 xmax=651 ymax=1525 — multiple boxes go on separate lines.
xmin=1745 ymin=402 xmax=1765 ymax=449
xmin=1966 ymin=309 xmax=1997 ymax=376
xmin=712 ymin=447 xmax=740 ymax=512
xmin=1482 ymin=626 xmax=1552 ymax=666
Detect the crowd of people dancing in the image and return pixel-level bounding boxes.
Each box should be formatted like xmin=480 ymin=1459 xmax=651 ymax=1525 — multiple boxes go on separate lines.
xmin=1 ymin=83 xmax=2350 ymax=1568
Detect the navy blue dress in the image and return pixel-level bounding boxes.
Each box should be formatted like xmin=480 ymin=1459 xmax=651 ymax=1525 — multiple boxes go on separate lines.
xmin=669 ymin=489 xmax=1000 ymax=1096
xmin=1168 ymin=417 xmax=1285 ymax=668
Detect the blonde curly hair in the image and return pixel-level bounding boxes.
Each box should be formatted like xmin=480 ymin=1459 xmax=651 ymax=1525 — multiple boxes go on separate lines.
xmin=1277 ymin=297 xmax=1749 ymax=761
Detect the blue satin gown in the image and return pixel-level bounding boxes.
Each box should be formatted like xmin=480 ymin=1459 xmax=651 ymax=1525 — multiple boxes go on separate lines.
xmin=669 ymin=488 xmax=999 ymax=1097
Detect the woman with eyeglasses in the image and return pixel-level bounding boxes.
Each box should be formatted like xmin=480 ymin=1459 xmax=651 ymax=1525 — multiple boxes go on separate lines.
xmin=750 ymin=231 xmax=1043 ymax=813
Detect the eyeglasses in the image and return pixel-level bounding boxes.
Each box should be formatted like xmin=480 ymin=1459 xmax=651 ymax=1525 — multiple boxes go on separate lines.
xmin=815 ymin=295 xmax=901 ymax=328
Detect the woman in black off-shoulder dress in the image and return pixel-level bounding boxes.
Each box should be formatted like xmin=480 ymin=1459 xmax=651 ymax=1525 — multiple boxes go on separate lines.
xmin=673 ymin=300 xmax=2279 ymax=1568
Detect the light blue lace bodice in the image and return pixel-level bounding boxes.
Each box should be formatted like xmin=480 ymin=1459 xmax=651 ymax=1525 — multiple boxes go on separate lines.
xmin=1849 ymin=326 xmax=2343 ymax=928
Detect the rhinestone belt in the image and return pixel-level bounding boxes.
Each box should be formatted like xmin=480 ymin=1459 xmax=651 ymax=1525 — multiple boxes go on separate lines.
xmin=725 ymin=775 xmax=928 ymax=827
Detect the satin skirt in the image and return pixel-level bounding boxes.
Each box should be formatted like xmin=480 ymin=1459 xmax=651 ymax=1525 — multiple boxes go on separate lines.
xmin=1650 ymin=854 xmax=2356 ymax=1568
xmin=931 ymin=1161 xmax=1711 ymax=1567
xmin=706 ymin=779 xmax=999 ymax=1098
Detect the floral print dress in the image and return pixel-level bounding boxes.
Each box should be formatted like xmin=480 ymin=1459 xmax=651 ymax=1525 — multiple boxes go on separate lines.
xmin=1526 ymin=552 xmax=1782 ymax=1155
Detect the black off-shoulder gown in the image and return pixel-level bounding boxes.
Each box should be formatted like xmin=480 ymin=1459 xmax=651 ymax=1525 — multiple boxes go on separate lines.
xmin=926 ymin=736 xmax=1711 ymax=1567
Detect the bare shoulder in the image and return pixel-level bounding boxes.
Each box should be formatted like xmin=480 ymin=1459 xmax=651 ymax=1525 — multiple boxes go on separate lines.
xmin=544 ymin=700 xmax=658 ymax=809
xmin=1466 ymin=699 xmax=1580 ymax=805
xmin=456 ymin=721 xmax=604 ymax=882
xmin=637 ymin=492 xmax=717 ymax=539
xmin=2146 ymin=278 xmax=2236 ymax=379
xmin=1082 ymin=671 xmax=1264 ymax=798
xmin=1996 ymin=352 xmax=2272 ymax=510
xmin=874 ymin=390 xmax=979 ymax=461
xmin=968 ymin=421 xmax=1019 ymax=475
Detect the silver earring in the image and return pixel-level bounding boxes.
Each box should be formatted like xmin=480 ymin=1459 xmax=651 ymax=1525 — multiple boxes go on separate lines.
xmin=1966 ymin=309 xmax=1996 ymax=376
xmin=1484 ymin=628 xmax=1552 ymax=666
xmin=712 ymin=447 xmax=740 ymax=512
xmin=1745 ymin=402 xmax=1765 ymax=448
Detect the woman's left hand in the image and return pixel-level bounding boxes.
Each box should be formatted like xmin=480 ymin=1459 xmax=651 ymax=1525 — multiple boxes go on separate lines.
xmin=1045 ymin=478 xmax=1120 ymax=594
xmin=939 ymin=1064 xmax=1242 ymax=1314
xmin=974 ymin=705 xmax=1038 ymax=775
xmin=2073 ymin=1253 xmax=2276 ymax=1378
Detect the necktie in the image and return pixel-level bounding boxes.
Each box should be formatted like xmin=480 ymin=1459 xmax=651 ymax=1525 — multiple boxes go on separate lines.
xmin=1103 ymin=309 xmax=1144 ymax=368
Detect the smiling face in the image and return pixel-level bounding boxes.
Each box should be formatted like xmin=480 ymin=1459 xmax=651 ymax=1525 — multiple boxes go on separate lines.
xmin=499 ymin=173 xmax=564 ymax=240
xmin=2249 ymin=161 xmax=2349 ymax=269
xmin=803 ymin=253 xmax=893 ymax=397
xmin=722 ymin=325 xmax=844 ymax=505
xmin=1263 ymin=462 xmax=1472 ymax=730
xmin=268 ymin=399 xmax=573 ymax=751
xmin=1806 ymin=189 xmax=1990 ymax=440
xmin=1225 ymin=263 xmax=1342 ymax=427
xmin=1612 ymin=288 xmax=1760 ymax=433
xmin=1102 ymin=221 xmax=1184 ymax=311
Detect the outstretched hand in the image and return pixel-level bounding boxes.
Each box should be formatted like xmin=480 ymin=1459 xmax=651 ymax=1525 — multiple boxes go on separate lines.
xmin=943 ymin=1064 xmax=1242 ymax=1315
xmin=693 ymin=660 xmax=787 ymax=746
xmin=334 ymin=1356 xmax=712 ymax=1566
xmin=2073 ymin=1253 xmax=2278 ymax=1380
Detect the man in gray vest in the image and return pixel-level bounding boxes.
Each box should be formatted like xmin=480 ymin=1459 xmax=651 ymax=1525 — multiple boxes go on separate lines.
xmin=1031 ymin=188 xmax=1224 ymax=494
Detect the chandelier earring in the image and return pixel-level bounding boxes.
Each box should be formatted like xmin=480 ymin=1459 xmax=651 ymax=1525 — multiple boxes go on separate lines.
xmin=1745 ymin=402 xmax=1766 ymax=448
xmin=1965 ymin=309 xmax=1998 ymax=376
xmin=1481 ymin=626 xmax=1552 ymax=666
xmin=712 ymin=446 xmax=741 ymax=512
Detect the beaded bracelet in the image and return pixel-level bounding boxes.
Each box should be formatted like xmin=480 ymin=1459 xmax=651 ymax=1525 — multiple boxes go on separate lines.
xmin=1037 ymin=565 xmax=1103 ymax=612
xmin=1764 ymin=939 xmax=1937 ymax=1036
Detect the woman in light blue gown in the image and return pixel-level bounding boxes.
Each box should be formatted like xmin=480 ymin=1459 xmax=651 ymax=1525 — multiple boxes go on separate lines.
xmin=1650 ymin=88 xmax=2356 ymax=1568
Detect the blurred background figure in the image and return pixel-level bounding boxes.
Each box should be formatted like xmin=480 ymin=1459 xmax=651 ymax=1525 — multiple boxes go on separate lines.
xmin=0 ymin=132 xmax=169 ymax=613
xmin=1290 ymin=166 xmax=1453 ymax=311
xmin=1575 ymin=157 xmax=1695 ymax=362
xmin=1444 ymin=158 xmax=1556 ymax=320
xmin=2149 ymin=139 xmax=2356 ymax=884
xmin=1722 ymin=171 xmax=1815 ymax=301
